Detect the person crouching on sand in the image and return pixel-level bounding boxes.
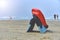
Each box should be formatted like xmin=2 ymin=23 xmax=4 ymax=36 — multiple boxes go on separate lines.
xmin=27 ymin=8 xmax=48 ymax=33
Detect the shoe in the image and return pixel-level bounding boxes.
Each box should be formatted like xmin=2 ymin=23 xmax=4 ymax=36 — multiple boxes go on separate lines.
xmin=27 ymin=24 xmax=33 ymax=32
xmin=38 ymin=25 xmax=47 ymax=33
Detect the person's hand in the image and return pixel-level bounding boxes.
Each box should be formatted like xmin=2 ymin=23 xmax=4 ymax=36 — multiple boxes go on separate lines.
xmin=45 ymin=25 xmax=48 ymax=28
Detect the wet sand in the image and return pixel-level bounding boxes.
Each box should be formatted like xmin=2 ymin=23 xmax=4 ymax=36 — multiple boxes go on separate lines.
xmin=0 ymin=20 xmax=60 ymax=40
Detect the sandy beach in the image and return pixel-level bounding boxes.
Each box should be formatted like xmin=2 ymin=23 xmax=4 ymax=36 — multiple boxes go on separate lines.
xmin=0 ymin=20 xmax=60 ymax=40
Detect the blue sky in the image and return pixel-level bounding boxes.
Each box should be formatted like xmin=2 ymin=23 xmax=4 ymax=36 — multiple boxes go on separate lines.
xmin=0 ymin=0 xmax=60 ymax=20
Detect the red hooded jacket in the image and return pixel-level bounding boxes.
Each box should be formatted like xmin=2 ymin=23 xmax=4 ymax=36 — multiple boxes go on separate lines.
xmin=32 ymin=8 xmax=48 ymax=28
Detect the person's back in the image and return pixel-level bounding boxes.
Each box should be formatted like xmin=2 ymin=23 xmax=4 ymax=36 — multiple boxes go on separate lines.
xmin=32 ymin=8 xmax=48 ymax=27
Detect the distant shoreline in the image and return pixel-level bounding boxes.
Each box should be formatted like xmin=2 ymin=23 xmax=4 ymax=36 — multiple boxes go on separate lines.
xmin=0 ymin=19 xmax=60 ymax=21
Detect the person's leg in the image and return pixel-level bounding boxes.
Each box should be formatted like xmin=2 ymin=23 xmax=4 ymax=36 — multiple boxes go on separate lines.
xmin=34 ymin=15 xmax=47 ymax=33
xmin=34 ymin=15 xmax=42 ymax=28
xmin=27 ymin=18 xmax=35 ymax=32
